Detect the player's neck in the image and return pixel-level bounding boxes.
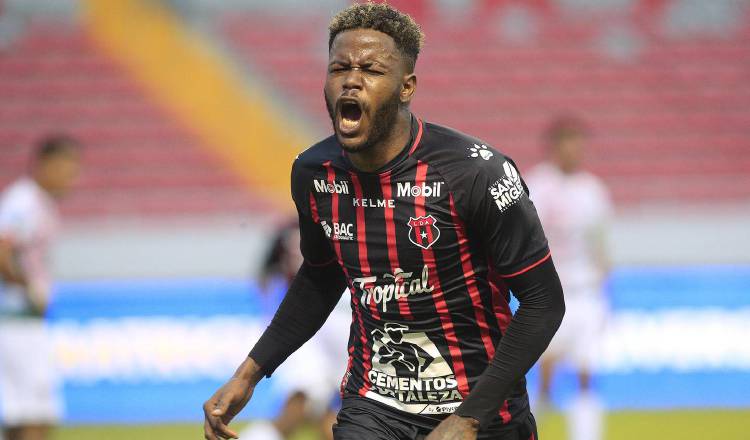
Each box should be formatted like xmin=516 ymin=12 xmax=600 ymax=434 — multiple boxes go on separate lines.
xmin=347 ymin=111 xmax=412 ymax=173
xmin=552 ymin=160 xmax=580 ymax=175
xmin=31 ymin=172 xmax=58 ymax=199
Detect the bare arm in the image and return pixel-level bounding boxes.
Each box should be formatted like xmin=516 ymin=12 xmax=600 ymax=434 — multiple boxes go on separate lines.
xmin=0 ymin=238 xmax=26 ymax=285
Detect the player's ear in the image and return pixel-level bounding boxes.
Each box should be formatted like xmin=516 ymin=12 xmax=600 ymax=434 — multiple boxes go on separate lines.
xmin=400 ymin=73 xmax=417 ymax=104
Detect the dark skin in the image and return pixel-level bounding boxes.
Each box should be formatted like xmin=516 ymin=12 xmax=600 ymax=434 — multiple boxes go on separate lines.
xmin=203 ymin=29 xmax=478 ymax=440
xmin=550 ymin=133 xmax=584 ymax=175
xmin=324 ymin=28 xmax=415 ymax=171
xmin=203 ymin=358 xmax=263 ymax=440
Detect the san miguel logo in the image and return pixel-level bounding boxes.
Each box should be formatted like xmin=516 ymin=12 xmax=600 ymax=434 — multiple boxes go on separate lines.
xmin=407 ymin=215 xmax=440 ymax=249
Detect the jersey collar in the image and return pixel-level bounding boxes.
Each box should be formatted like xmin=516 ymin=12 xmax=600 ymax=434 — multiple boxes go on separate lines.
xmin=340 ymin=114 xmax=424 ymax=175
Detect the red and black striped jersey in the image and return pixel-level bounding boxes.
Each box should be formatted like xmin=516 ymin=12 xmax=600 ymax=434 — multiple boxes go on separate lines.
xmin=292 ymin=116 xmax=550 ymax=426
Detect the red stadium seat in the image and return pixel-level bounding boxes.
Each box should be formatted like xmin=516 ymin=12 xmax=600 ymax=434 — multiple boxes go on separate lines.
xmin=217 ymin=1 xmax=750 ymax=206
xmin=0 ymin=27 xmax=266 ymax=219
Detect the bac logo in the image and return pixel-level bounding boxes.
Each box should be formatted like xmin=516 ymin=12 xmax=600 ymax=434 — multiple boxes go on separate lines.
xmin=320 ymin=220 xmax=333 ymax=238
xmin=321 ymin=220 xmax=355 ymax=241
xmin=333 ymin=222 xmax=355 ymax=241
xmin=407 ymin=215 xmax=440 ymax=249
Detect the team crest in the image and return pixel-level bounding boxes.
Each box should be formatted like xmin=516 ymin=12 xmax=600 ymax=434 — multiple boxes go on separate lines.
xmin=407 ymin=215 xmax=441 ymax=249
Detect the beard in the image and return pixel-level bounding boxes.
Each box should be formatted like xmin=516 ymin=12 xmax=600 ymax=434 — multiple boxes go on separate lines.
xmin=325 ymin=89 xmax=401 ymax=154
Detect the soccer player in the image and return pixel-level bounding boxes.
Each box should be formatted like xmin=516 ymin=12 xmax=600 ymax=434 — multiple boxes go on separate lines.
xmin=0 ymin=136 xmax=81 ymax=440
xmin=204 ymin=4 xmax=565 ymax=440
xmin=526 ymin=118 xmax=612 ymax=440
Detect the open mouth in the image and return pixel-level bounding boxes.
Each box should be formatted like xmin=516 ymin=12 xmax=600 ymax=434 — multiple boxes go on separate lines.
xmin=338 ymin=100 xmax=363 ymax=135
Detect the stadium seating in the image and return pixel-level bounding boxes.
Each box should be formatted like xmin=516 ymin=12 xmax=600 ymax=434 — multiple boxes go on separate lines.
xmin=1 ymin=1 xmax=747 ymax=219
xmin=220 ymin=0 xmax=750 ymax=206
xmin=0 ymin=24 xmax=267 ymax=218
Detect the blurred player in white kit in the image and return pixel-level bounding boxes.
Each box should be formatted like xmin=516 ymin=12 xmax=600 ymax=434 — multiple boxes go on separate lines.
xmin=0 ymin=136 xmax=81 ymax=440
xmin=241 ymin=221 xmax=349 ymax=440
xmin=526 ymin=118 xmax=612 ymax=440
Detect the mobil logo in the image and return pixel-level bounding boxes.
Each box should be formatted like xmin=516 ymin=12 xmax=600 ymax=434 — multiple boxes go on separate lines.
xmin=396 ymin=181 xmax=444 ymax=198
xmin=314 ymin=179 xmax=349 ymax=195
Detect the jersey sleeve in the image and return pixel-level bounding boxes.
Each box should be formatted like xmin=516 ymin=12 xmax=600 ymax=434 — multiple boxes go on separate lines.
xmin=290 ymin=158 xmax=338 ymax=266
xmin=461 ymin=154 xmax=550 ymax=277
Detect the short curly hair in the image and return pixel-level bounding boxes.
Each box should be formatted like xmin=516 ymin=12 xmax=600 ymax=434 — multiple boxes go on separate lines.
xmin=328 ymin=2 xmax=425 ymax=71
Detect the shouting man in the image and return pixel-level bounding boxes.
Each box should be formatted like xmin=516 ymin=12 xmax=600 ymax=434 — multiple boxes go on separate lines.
xmin=204 ymin=4 xmax=564 ymax=440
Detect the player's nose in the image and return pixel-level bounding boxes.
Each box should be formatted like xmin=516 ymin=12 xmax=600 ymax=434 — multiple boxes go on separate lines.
xmin=342 ymin=69 xmax=363 ymax=91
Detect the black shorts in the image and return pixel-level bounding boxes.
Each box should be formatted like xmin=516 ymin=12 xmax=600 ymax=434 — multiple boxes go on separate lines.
xmin=333 ymin=396 xmax=538 ymax=440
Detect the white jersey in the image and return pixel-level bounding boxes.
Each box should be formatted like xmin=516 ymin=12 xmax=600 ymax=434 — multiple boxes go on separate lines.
xmin=0 ymin=177 xmax=64 ymax=425
xmin=526 ymin=163 xmax=612 ymax=295
xmin=0 ymin=177 xmax=60 ymax=315
xmin=239 ymin=420 xmax=283 ymax=440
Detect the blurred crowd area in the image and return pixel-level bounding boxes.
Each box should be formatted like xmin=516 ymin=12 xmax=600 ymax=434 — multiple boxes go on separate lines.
xmin=0 ymin=0 xmax=748 ymax=277
xmin=2 ymin=0 xmax=749 ymax=213
xmin=0 ymin=0 xmax=748 ymax=438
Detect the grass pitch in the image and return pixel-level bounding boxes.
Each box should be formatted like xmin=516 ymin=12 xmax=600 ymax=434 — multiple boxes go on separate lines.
xmin=52 ymin=409 xmax=748 ymax=440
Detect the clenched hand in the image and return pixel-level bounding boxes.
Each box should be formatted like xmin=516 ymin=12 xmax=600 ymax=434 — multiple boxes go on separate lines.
xmin=203 ymin=357 xmax=264 ymax=440
xmin=425 ymin=414 xmax=479 ymax=440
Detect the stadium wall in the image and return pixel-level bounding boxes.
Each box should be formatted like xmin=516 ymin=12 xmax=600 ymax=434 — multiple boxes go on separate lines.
xmin=13 ymin=266 xmax=748 ymax=424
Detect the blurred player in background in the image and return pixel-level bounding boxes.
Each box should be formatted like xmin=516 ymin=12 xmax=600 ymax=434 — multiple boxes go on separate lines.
xmin=526 ymin=118 xmax=612 ymax=440
xmin=0 ymin=136 xmax=81 ymax=440
xmin=240 ymin=221 xmax=349 ymax=440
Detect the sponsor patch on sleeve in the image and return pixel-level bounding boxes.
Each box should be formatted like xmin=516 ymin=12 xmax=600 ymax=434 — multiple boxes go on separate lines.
xmin=487 ymin=161 xmax=525 ymax=212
